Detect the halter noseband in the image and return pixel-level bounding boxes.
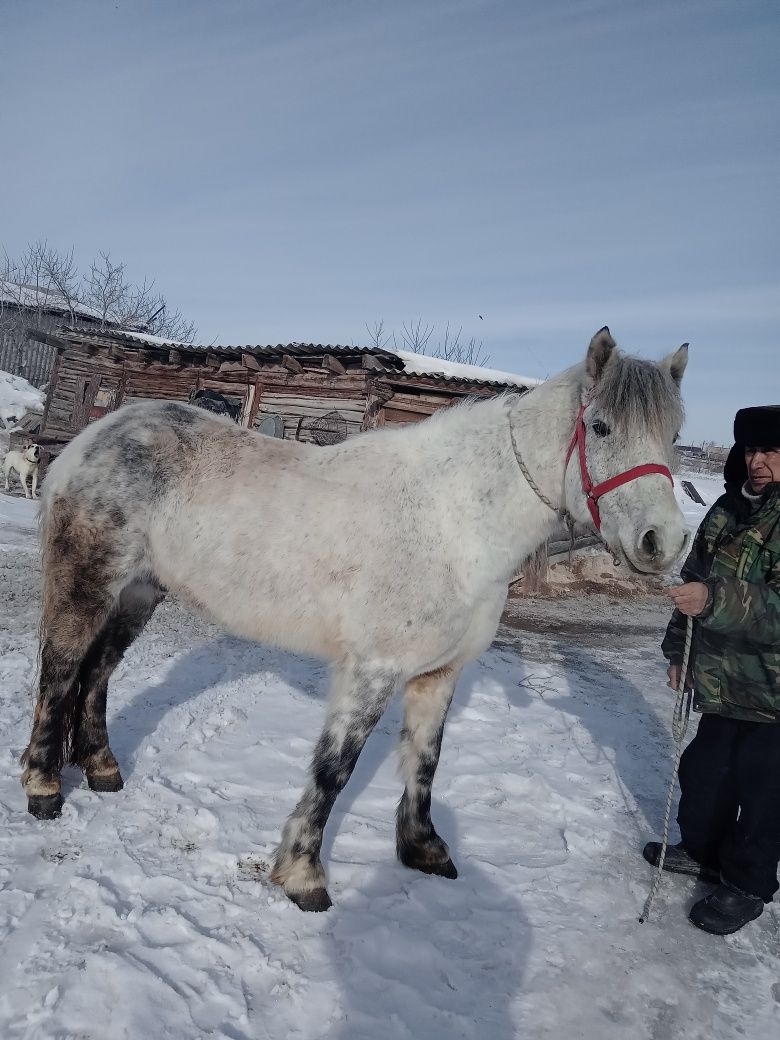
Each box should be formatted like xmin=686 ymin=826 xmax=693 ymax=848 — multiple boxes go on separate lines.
xmin=565 ymin=403 xmax=674 ymax=531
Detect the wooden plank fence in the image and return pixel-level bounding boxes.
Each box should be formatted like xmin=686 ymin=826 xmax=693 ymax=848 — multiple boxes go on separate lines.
xmin=0 ymin=321 xmax=59 ymax=387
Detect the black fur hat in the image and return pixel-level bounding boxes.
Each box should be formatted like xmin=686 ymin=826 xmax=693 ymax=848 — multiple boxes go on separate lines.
xmin=723 ymin=443 xmax=747 ymax=487
xmin=733 ymin=405 xmax=780 ymax=447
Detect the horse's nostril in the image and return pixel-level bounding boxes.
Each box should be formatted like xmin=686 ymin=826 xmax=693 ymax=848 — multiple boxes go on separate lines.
xmin=641 ymin=529 xmax=659 ymax=559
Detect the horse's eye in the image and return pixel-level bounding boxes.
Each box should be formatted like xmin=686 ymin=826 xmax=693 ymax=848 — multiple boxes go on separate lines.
xmin=673 ymin=432 xmax=680 ymax=444
xmin=591 ymin=420 xmax=611 ymax=437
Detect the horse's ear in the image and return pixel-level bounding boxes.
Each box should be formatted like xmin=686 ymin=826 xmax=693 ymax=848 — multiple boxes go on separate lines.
xmin=661 ymin=343 xmax=689 ymax=387
xmin=585 ymin=327 xmax=617 ymax=384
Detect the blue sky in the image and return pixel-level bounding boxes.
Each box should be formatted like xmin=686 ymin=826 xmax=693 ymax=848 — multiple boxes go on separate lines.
xmin=2 ymin=0 xmax=777 ymax=444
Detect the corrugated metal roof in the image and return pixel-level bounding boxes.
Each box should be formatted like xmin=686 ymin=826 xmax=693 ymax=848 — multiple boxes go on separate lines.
xmin=378 ymin=367 xmax=534 ymax=390
xmin=56 ymin=327 xmax=406 ymax=368
xmin=49 ymin=326 xmax=537 ymax=389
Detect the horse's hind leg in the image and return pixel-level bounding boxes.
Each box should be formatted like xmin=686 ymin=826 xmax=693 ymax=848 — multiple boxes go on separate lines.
xmin=271 ymin=660 xmax=398 ymax=911
xmin=396 ymin=664 xmax=461 ymax=879
xmin=21 ymin=501 xmax=125 ymax=819
xmin=72 ymin=581 xmax=164 ymax=792
xmin=22 ymin=597 xmax=115 ymax=820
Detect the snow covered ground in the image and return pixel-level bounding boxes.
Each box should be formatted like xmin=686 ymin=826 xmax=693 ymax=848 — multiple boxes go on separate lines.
xmin=1 ymin=490 xmax=778 ymax=1040
xmin=0 ymin=371 xmax=45 ymax=431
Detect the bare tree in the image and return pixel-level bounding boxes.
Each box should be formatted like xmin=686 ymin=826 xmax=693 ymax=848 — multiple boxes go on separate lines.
xmin=364 ymin=319 xmax=391 ymax=351
xmin=365 ymin=316 xmax=491 ymax=366
xmin=1 ymin=241 xmax=84 ymax=379
xmin=82 ymin=252 xmax=129 ymax=328
xmin=395 ymin=318 xmax=435 ymax=355
xmin=2 ymin=241 xmax=197 ymax=347
xmin=1 ymin=240 xmax=81 ymax=326
xmin=39 ymin=243 xmax=81 ymax=327
xmin=82 ymin=252 xmax=196 ymax=342
xmin=431 ymin=322 xmax=490 ymax=367
xmin=146 ymin=303 xmax=197 ymax=343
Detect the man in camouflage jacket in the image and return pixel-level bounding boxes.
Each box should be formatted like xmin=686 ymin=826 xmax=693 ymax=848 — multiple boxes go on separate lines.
xmin=644 ymin=405 xmax=780 ymax=935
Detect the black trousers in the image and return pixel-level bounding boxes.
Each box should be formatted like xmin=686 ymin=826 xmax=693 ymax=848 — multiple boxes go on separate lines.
xmin=677 ymin=713 xmax=780 ymax=902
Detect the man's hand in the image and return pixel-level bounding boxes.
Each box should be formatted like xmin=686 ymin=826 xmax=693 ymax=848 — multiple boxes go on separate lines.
xmin=667 ymin=664 xmax=692 ymax=692
xmin=667 ymin=581 xmax=710 ymax=617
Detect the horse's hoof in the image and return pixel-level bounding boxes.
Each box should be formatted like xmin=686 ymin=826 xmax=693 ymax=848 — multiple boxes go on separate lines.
xmin=87 ymin=771 xmax=124 ymax=793
xmin=27 ymin=793 xmax=63 ymax=820
xmin=400 ymin=851 xmax=458 ymax=879
xmin=287 ymin=888 xmax=333 ymax=912
xmin=419 ymin=858 xmax=458 ymax=879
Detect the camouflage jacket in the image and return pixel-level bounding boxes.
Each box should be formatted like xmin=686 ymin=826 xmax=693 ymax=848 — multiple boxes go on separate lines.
xmin=662 ymin=482 xmax=780 ymax=722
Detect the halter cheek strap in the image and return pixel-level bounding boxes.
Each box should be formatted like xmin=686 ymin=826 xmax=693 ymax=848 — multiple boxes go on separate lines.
xmin=565 ymin=404 xmax=674 ymax=531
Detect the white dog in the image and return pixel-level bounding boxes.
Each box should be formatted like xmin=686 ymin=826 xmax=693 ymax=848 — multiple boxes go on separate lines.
xmin=3 ymin=445 xmax=41 ymax=499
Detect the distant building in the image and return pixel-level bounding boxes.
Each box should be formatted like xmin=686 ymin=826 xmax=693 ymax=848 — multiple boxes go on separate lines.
xmin=0 ymin=280 xmax=116 ymax=388
xmin=675 ymin=441 xmax=730 ymax=475
xmin=676 ymin=443 xmax=705 ymax=458
xmin=28 ymin=325 xmax=539 ymax=463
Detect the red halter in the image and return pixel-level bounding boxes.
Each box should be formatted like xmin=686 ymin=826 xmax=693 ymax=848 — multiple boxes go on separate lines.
xmin=565 ymin=404 xmax=674 ymax=531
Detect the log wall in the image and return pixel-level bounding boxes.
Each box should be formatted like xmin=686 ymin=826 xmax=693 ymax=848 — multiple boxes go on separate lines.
xmin=40 ymin=344 xmax=377 ymax=448
xmin=251 ymin=370 xmax=369 ymax=441
xmin=38 ymin=337 xmax=519 ymax=469
xmin=378 ymin=379 xmax=495 ymax=425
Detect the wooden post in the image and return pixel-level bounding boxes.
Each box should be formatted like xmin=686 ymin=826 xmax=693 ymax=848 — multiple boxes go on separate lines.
xmin=521 ymin=543 xmax=550 ymax=594
xmin=40 ymin=350 xmax=62 ymax=434
xmin=362 ymin=380 xmax=394 ymax=430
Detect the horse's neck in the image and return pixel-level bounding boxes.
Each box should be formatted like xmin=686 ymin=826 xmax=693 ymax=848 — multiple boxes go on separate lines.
xmin=510 ymin=366 xmax=583 ymax=506
xmin=427 ymin=369 xmax=582 ymax=581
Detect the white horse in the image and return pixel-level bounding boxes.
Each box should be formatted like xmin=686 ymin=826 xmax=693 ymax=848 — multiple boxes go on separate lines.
xmin=22 ymin=327 xmax=688 ymax=911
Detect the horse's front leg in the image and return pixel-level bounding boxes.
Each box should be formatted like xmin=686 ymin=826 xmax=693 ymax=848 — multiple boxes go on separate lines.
xmin=397 ymin=664 xmax=461 ymax=878
xmin=271 ymin=660 xmax=398 ymax=912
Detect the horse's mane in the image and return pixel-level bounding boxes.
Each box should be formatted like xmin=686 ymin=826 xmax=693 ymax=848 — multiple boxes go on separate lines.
xmin=591 ymin=354 xmax=683 ymax=438
xmin=363 ymin=352 xmax=682 ymax=445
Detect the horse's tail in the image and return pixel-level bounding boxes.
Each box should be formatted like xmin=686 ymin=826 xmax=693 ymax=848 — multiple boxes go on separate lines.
xmin=21 ymin=494 xmax=101 ymax=773
xmin=20 ymin=495 xmax=57 ymax=768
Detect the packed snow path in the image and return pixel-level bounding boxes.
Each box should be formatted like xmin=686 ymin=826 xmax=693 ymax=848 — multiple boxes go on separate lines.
xmin=1 ymin=496 xmax=778 ymax=1039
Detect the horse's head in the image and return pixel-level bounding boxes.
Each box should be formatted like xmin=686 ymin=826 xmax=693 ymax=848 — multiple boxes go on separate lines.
xmin=563 ymin=327 xmax=689 ymax=574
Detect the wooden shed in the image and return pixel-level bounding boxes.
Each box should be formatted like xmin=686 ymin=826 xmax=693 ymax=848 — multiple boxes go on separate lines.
xmin=1 ymin=280 xmax=118 ymax=388
xmin=18 ymin=326 xmax=607 ymax=588
xmin=27 ymin=326 xmax=539 ymax=470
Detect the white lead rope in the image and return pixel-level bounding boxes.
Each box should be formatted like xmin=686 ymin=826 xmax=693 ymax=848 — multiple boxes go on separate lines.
xmin=639 ymin=613 xmax=695 ymax=924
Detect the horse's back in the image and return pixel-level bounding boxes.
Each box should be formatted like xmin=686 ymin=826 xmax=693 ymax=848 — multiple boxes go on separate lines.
xmin=37 ymin=397 xmax=493 ymax=667
xmin=42 ymin=403 xmax=302 ymax=523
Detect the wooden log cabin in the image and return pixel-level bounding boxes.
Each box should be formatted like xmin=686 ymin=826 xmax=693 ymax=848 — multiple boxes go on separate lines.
xmin=19 ymin=327 xmax=605 ymax=588
xmin=26 ymin=326 xmax=539 ymax=471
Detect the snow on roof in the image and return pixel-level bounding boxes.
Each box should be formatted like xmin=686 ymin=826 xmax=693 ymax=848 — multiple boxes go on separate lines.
xmin=0 ymin=280 xmax=104 ymax=322
xmin=52 ymin=326 xmax=541 ymax=388
xmin=393 ymin=350 xmax=541 ymax=388
xmin=90 ymin=328 xmax=192 ymax=348
xmin=62 ymin=328 xmax=386 ymax=356
xmin=0 ymin=370 xmax=46 ymax=428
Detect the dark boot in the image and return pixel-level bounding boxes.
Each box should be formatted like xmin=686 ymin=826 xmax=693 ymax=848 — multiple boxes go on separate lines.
xmin=688 ymin=882 xmax=764 ymax=935
xmin=642 ymin=841 xmax=721 ymax=884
